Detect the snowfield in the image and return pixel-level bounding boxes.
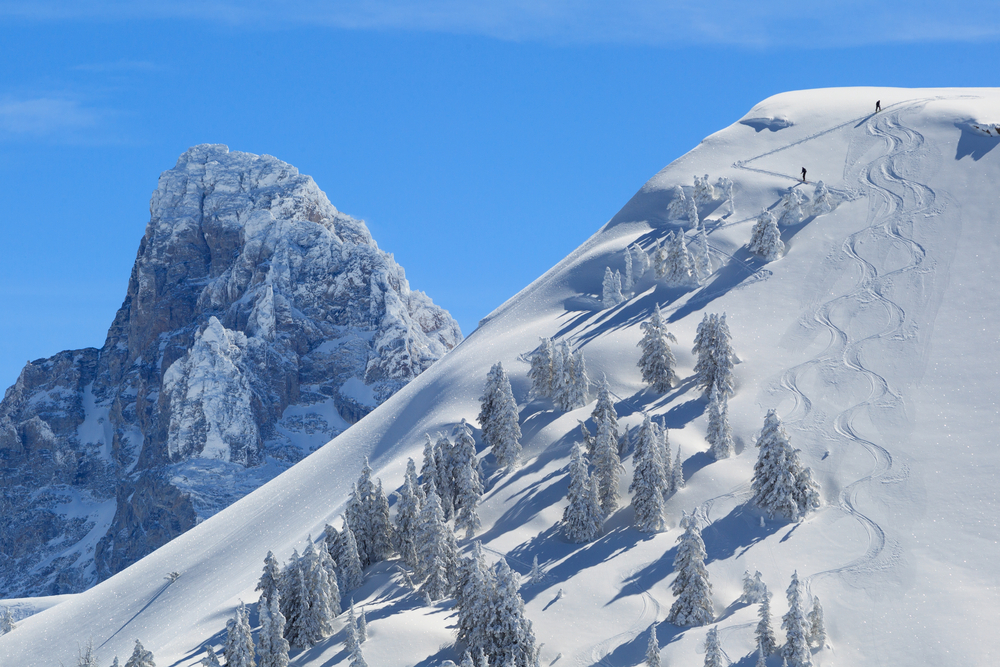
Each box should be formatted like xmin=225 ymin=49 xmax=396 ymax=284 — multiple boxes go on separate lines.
xmin=2 ymin=87 xmax=999 ymax=666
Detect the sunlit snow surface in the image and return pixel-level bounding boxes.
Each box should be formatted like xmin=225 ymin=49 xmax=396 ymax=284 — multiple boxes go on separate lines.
xmin=3 ymin=87 xmax=999 ymax=666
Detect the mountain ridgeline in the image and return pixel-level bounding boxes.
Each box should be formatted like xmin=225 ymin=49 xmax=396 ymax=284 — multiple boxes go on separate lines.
xmin=0 ymin=145 xmax=462 ymax=596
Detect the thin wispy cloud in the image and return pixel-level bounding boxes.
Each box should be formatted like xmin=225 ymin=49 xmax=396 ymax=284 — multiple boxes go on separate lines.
xmin=1 ymin=0 xmax=999 ymax=47
xmin=0 ymin=95 xmax=122 ymax=144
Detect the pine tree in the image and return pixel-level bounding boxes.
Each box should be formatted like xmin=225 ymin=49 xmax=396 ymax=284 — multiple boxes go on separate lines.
xmin=755 ymin=642 xmax=767 ymax=667
xmin=346 ymin=459 xmax=395 ymax=568
xmin=666 ymin=512 xmax=713 ymax=627
xmin=552 ymin=341 xmax=589 ymax=412
xmin=694 ymin=174 xmax=716 ymax=205
xmin=0 ymin=606 xmax=15 ymax=634
xmin=637 ymin=305 xmax=679 ymax=392
xmin=756 ymin=591 xmax=778 ymax=656
xmin=661 ymin=231 xmax=696 ymax=286
xmin=602 ymin=267 xmax=625 ymax=308
xmin=666 ymin=185 xmax=688 ymax=220
xmin=200 ymin=647 xmax=221 ymax=667
xmin=394 ymin=458 xmax=423 ymax=569
xmin=456 ymin=542 xmax=497 ymax=655
xmin=350 ymin=643 xmax=368 ymax=667
xmin=462 ymin=651 xmax=476 ymax=667
xmin=258 ymin=593 xmax=290 ymax=667
xmin=705 ymin=383 xmax=735 ymax=460
xmin=782 ymin=572 xmax=812 ymax=667
xmin=123 ymin=640 xmax=155 ymax=667
xmin=562 ymin=444 xmax=603 ymax=543
xmin=528 ymin=338 xmax=555 ymax=399
xmin=590 ymin=381 xmax=620 ymax=441
xmin=224 ymin=601 xmax=256 ymax=666
xmin=630 ymin=243 xmax=650 ymax=279
xmin=593 ymin=404 xmax=622 ymax=515
xmin=808 ymin=597 xmax=826 ymax=647
xmin=421 ymin=434 xmax=438 ymax=496
xmin=659 ymin=423 xmax=676 ymax=498
xmin=455 ymin=452 xmax=483 ymax=539
xmin=278 ymin=549 xmax=304 ymax=639
xmin=645 ymin=622 xmax=660 ymax=667
xmin=741 ymin=569 xmax=767 ymax=604
xmin=777 ymin=190 xmax=808 ymax=226
xmin=345 ymin=600 xmax=359 ymax=653
xmin=257 ymin=550 xmax=282 ymax=608
xmin=112 ymin=657 xmax=122 ymax=667
xmin=748 ymin=208 xmax=785 ymax=261
xmin=624 ymin=251 xmax=634 ymax=292
xmin=716 ymin=177 xmax=734 ymax=215
xmin=479 ymin=363 xmax=522 ymax=468
xmin=569 ymin=348 xmax=590 ymax=410
xmin=692 ymin=313 xmax=737 ymax=397
xmin=358 ymin=607 xmax=368 ymax=643
xmin=672 ymin=447 xmax=685 ymax=491
xmin=416 ymin=485 xmax=458 ymax=600
xmin=487 ymin=559 xmax=538 ymax=667
xmin=630 ymin=414 xmax=668 ymax=533
xmin=811 ymin=181 xmax=836 ymax=215
xmin=751 ymin=410 xmax=820 ymax=521
xmin=339 ymin=519 xmax=365 ymax=592
xmin=77 ymin=639 xmax=98 ymax=667
xmin=703 ymin=626 xmax=723 ymax=667
xmin=686 ymin=195 xmax=701 ymax=229
xmin=435 ymin=434 xmax=456 ymax=519
xmin=691 ymin=227 xmax=712 ymax=282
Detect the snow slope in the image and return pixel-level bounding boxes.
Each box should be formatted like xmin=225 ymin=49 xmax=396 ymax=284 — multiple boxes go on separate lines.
xmin=2 ymin=87 xmax=999 ymax=666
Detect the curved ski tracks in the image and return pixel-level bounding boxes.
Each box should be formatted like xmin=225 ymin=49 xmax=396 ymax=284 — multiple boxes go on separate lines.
xmin=765 ymin=104 xmax=938 ymax=584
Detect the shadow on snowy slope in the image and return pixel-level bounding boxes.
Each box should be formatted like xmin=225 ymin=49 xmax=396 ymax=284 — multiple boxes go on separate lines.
xmin=955 ymin=124 xmax=1000 ymax=160
xmin=557 ymin=283 xmax=692 ymax=348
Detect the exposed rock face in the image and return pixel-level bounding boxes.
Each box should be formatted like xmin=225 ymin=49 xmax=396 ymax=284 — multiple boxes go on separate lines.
xmin=0 ymin=145 xmax=462 ymax=596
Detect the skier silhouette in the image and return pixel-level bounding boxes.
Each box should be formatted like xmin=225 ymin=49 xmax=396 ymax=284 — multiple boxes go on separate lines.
xmin=801 ymin=167 xmax=807 ymax=183
xmin=875 ymin=100 xmax=881 ymax=113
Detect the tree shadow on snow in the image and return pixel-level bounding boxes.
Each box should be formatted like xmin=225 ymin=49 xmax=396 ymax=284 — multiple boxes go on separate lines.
xmin=701 ymin=504 xmax=783 ymax=565
xmin=955 ymin=125 xmax=1000 ymax=160
xmin=557 ymin=283 xmax=691 ymax=347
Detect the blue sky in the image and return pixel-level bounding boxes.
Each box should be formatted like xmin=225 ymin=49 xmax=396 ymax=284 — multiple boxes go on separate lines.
xmin=1 ymin=2 xmax=998 ymax=388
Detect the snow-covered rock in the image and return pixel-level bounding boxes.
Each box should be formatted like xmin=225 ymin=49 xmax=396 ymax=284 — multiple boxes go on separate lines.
xmin=0 ymin=145 xmax=461 ymax=596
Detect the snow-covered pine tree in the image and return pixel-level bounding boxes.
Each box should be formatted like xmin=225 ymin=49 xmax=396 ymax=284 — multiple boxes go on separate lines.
xmin=569 ymin=348 xmax=590 ymax=410
xmin=748 ymin=208 xmax=784 ymax=261
xmin=777 ymin=189 xmax=808 ymax=226
xmin=111 ymin=657 xmax=122 ymax=667
xmin=257 ymin=550 xmax=282 ymax=608
xmin=590 ymin=380 xmax=619 ymax=440
xmin=123 ymin=640 xmax=155 ymax=667
xmin=553 ymin=341 xmax=589 ymax=412
xmin=350 ymin=642 xmax=368 ymax=667
xmin=285 ymin=541 xmax=335 ymax=648
xmin=339 ymin=519 xmax=365 ymax=593
xmin=705 ymin=383 xmax=735 ymax=459
xmin=691 ymin=227 xmax=712 ymax=282
xmin=624 ymin=251 xmax=634 ymax=293
xmin=652 ymin=239 xmax=667 ymax=279
xmin=345 ymin=600 xmax=359 ymax=653
xmin=662 ymin=232 xmax=696 ymax=287
xmin=630 ymin=243 xmax=650 ymax=280
xmin=659 ymin=422 xmax=675 ymax=498
xmin=487 ymin=559 xmax=538 ymax=667
xmin=77 ymin=639 xmax=98 ymax=667
xmin=755 ymin=642 xmax=767 ymax=667
xmin=455 ymin=450 xmax=484 ymax=539
xmin=479 ymin=363 xmax=522 ymax=468
xmin=811 ymin=181 xmax=837 ymax=216
xmin=756 ymin=590 xmax=778 ymax=656
xmin=416 ymin=484 xmax=458 ymax=601
xmin=319 ymin=538 xmax=342 ymax=616
xmin=686 ymin=195 xmax=700 ymax=229
xmin=637 ymin=305 xmax=679 ymax=392
xmin=782 ymin=572 xmax=812 ymax=667
xmin=358 ymin=607 xmax=368 ymax=643
xmin=562 ymin=444 xmax=603 ymax=543
xmin=703 ymin=626 xmax=723 ymax=667
xmin=578 ymin=420 xmax=595 ymax=456
xmin=715 ymin=177 xmax=734 ymax=215
xmin=630 ymin=414 xmax=668 ymax=533
xmin=435 ymin=434 xmax=457 ymax=519
xmin=462 ymin=651 xmax=476 ymax=667
xmin=694 ymin=174 xmax=716 ymax=205
xmin=223 ymin=601 xmax=256 ymax=667
xmin=278 ymin=549 xmax=303 ymax=636
xmin=528 ymin=338 xmax=555 ymax=399
xmin=672 ymin=447 xmax=685 ymax=491
xmin=808 ymin=597 xmax=826 ymax=647
xmin=345 ymin=459 xmax=395 ymax=568
xmin=201 ymin=646 xmax=221 ymax=667
xmin=646 ymin=622 xmax=660 ymax=667
xmin=741 ymin=569 xmax=767 ymax=604
xmin=666 ymin=511 xmax=713 ymax=627
xmin=593 ymin=403 xmax=622 ymax=515
xmin=692 ymin=313 xmax=737 ymax=397
xmin=529 ymin=556 xmax=541 ymax=584
xmin=421 ymin=434 xmax=438 ymax=496
xmin=602 ymin=266 xmax=625 ymax=308
xmin=751 ymin=410 xmax=820 ymax=521
xmin=666 ymin=185 xmax=688 ymax=220
xmin=258 ymin=592 xmax=290 ymax=667
xmin=456 ymin=541 xmax=497 ymax=655
xmin=0 ymin=606 xmax=15 ymax=634
xmin=394 ymin=458 xmax=423 ymax=569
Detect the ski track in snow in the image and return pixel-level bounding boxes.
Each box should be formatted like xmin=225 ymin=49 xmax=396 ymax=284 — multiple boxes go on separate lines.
xmin=589 ymin=564 xmax=661 ymax=667
xmin=757 ymin=104 xmax=939 ymax=587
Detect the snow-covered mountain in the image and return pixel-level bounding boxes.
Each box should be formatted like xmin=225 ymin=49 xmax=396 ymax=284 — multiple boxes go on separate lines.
xmin=3 ymin=88 xmax=999 ymax=666
xmin=0 ymin=145 xmax=462 ymax=597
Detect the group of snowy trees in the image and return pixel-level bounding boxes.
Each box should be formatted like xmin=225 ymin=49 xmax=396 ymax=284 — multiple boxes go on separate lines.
xmin=749 ymin=181 xmax=840 ymax=261
xmin=666 ymin=175 xmax=735 ymax=227
xmin=527 ymin=338 xmax=589 ymax=411
xmin=417 ymin=421 xmax=486 ymax=541
xmin=743 ymin=569 xmax=825 ymax=667
xmin=455 ymin=544 xmax=539 ymax=667
xmin=479 ymin=362 xmax=522 ymax=468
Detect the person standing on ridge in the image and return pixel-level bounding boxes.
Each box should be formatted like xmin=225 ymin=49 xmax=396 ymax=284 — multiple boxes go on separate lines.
xmin=875 ymin=100 xmax=881 ymax=112
xmin=801 ymin=167 xmax=807 ymax=183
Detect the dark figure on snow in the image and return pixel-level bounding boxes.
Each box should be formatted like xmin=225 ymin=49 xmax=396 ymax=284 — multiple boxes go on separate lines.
xmin=875 ymin=100 xmax=881 ymax=112
xmin=801 ymin=167 xmax=807 ymax=183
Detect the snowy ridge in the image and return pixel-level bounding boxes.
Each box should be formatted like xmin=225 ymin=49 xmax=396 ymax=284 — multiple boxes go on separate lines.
xmin=2 ymin=88 xmax=999 ymax=666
